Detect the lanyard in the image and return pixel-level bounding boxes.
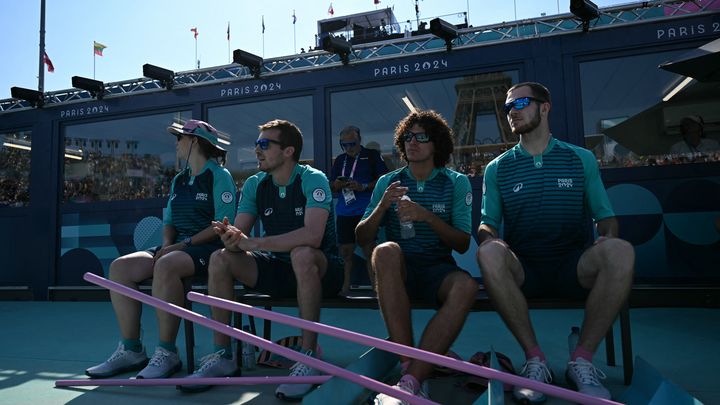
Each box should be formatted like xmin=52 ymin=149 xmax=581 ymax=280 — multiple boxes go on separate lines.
xmin=341 ymin=153 xmax=359 ymax=178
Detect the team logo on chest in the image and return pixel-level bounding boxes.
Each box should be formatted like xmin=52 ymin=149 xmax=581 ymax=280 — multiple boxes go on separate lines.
xmin=195 ymin=192 xmax=208 ymax=201
xmin=513 ymin=183 xmax=523 ymax=193
xmin=264 ymin=208 xmax=273 ymax=216
xmin=557 ymin=178 xmax=573 ymax=188
xmin=432 ymin=203 xmax=446 ymax=213
xmin=295 ymin=207 xmax=304 ymax=216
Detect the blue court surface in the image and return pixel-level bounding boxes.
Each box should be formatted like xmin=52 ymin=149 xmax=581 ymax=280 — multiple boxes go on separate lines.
xmin=0 ymin=301 xmax=717 ymax=404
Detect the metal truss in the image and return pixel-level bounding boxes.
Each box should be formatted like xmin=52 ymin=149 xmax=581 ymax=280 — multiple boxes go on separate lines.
xmin=1 ymin=0 xmax=717 ymax=114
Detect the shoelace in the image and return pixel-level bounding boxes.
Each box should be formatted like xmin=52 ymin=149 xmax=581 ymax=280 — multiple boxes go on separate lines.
xmin=196 ymin=350 xmax=225 ymax=374
xmin=148 ymin=349 xmax=171 ymax=367
xmin=107 ymin=343 xmax=126 ymax=363
xmin=568 ymin=360 xmax=606 ymax=386
xmin=520 ymin=359 xmax=553 ymax=383
xmin=289 ymin=361 xmax=313 ymax=377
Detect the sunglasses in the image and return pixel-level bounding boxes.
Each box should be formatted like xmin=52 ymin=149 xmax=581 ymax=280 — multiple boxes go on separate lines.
xmin=255 ymin=138 xmax=283 ymax=150
xmin=503 ymin=97 xmax=545 ymax=115
xmin=402 ymin=131 xmax=431 ymax=143
xmin=340 ymin=141 xmax=357 ymax=149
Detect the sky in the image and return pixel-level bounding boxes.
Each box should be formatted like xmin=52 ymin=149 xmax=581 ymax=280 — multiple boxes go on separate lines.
xmin=1 ymin=0 xmax=632 ymax=100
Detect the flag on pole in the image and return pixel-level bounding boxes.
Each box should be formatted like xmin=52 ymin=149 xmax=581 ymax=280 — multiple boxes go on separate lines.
xmin=43 ymin=51 xmax=55 ymax=72
xmin=374 ymin=0 xmax=380 ymax=4
xmin=190 ymin=27 xmax=198 ymax=39
xmin=227 ymin=22 xmax=230 ymax=40
xmin=262 ymin=16 xmax=265 ymax=33
xmin=93 ymin=41 xmax=107 ymax=56
xmin=328 ymin=3 xmax=334 ymax=15
xmin=293 ymin=10 xmax=297 ymax=24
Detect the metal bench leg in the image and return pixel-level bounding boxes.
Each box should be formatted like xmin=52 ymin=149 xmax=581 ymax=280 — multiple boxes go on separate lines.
xmin=263 ymin=306 xmax=272 ymax=340
xmin=182 ymin=278 xmax=195 ymax=374
xmin=605 ymin=324 xmax=616 ymax=367
xmin=620 ymin=303 xmax=633 ymax=385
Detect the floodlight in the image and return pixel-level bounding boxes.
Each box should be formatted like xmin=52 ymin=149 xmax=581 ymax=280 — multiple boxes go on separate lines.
xmin=321 ymin=35 xmax=352 ymax=65
xmin=430 ymin=18 xmax=459 ymax=51
xmin=233 ymin=49 xmax=263 ymax=78
xmin=72 ymin=76 xmax=105 ymax=100
xmin=143 ymin=63 xmax=175 ymax=89
xmin=10 ymin=86 xmax=44 ymax=107
xmin=570 ymin=0 xmax=599 ymax=32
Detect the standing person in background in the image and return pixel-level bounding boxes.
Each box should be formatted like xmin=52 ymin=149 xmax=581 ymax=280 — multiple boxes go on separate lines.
xmin=330 ymin=125 xmax=388 ymax=294
xmin=86 ymin=120 xmax=236 ymax=380
xmin=476 ymin=82 xmax=634 ymax=402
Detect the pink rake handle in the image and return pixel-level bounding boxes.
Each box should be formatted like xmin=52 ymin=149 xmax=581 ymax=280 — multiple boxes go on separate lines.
xmin=56 ymin=376 xmax=330 ymax=387
xmin=76 ymin=273 xmax=436 ymax=405
xmin=189 ymin=292 xmax=623 ymax=405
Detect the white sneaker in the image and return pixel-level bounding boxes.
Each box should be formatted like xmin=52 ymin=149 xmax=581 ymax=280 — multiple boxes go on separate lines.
xmin=513 ymin=357 xmax=553 ymax=404
xmin=275 ymin=350 xmax=321 ymax=400
xmin=374 ymin=375 xmax=430 ymax=405
xmin=85 ymin=342 xmax=148 ymax=378
xmin=136 ymin=347 xmax=182 ymax=379
xmin=178 ymin=349 xmax=239 ymax=393
xmin=566 ymin=357 xmax=611 ymax=400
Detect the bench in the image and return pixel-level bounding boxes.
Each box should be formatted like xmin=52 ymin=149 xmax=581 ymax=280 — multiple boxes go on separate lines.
xmin=232 ymin=288 xmax=634 ymax=385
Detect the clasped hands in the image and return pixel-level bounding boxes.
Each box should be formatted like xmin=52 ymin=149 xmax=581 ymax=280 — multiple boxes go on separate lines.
xmin=212 ymin=217 xmax=259 ymax=252
xmin=379 ymin=181 xmax=432 ymax=223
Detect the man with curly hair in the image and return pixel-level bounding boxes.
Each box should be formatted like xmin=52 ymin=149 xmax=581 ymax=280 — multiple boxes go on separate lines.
xmin=357 ymin=110 xmax=478 ymax=404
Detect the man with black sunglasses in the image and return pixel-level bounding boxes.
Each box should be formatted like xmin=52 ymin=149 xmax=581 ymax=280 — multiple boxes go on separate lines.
xmin=180 ymin=119 xmax=343 ymax=399
xmin=476 ymin=82 xmax=634 ymax=403
xmin=357 ymin=110 xmax=478 ymax=404
xmin=329 ymin=125 xmax=388 ymax=295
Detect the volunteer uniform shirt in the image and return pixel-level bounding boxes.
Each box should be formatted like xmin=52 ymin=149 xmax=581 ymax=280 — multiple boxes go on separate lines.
xmin=237 ymin=164 xmax=338 ymax=262
xmin=481 ymin=137 xmax=615 ymax=260
xmin=163 ymin=160 xmax=237 ymax=242
xmin=363 ymin=166 xmax=472 ymax=258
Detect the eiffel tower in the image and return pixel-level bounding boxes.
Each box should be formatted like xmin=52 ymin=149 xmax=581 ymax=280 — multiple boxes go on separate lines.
xmin=450 ymin=73 xmax=517 ymax=174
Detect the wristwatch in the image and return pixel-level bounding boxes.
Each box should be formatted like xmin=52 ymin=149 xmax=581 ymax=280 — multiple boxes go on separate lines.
xmin=182 ymin=237 xmax=192 ymax=247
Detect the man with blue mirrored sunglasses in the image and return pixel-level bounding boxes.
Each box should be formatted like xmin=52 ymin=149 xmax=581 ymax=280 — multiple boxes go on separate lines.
xmin=477 ymin=82 xmax=634 ymax=403
xmin=329 ymin=125 xmax=388 ymax=296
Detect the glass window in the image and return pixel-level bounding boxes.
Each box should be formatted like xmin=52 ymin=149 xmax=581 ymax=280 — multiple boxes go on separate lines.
xmin=330 ymin=71 xmax=520 ymax=177
xmin=580 ymin=50 xmax=720 ymax=168
xmin=0 ymin=130 xmax=31 ymax=207
xmin=63 ymin=110 xmax=192 ymax=203
xmin=207 ymin=96 xmax=314 ymax=187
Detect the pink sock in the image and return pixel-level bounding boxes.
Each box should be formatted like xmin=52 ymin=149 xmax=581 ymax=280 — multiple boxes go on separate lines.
xmin=399 ymin=374 xmax=421 ymax=393
xmin=525 ymin=346 xmax=546 ymax=362
xmin=572 ymin=346 xmax=594 ymax=362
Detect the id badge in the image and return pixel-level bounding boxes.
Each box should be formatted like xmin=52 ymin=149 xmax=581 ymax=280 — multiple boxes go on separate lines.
xmin=342 ymin=188 xmax=356 ymax=205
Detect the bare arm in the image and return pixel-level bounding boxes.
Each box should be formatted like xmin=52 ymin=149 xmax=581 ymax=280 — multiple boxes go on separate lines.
xmin=596 ymin=217 xmax=619 ymax=240
xmin=399 ymin=199 xmax=470 ymax=253
xmin=216 ymin=208 xmax=329 ymax=252
xmin=356 ymin=181 xmax=406 ymax=247
xmin=477 ymin=223 xmax=499 ymax=246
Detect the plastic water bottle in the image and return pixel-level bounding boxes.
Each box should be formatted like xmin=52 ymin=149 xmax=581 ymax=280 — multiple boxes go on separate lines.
xmin=398 ymin=195 xmax=415 ymax=239
xmin=241 ymin=325 xmax=256 ymax=370
xmin=568 ymin=326 xmax=580 ymax=357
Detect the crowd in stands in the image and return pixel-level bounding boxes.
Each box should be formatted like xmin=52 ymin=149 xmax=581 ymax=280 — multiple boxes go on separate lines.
xmin=0 ymin=148 xmax=31 ymax=207
xmin=63 ymin=152 xmax=175 ymax=203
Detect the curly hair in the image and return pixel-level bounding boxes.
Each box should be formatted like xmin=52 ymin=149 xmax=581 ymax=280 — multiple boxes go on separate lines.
xmin=393 ymin=110 xmax=454 ymax=168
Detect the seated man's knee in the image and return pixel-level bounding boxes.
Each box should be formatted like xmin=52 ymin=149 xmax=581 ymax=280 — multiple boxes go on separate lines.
xmin=152 ymin=255 xmax=182 ymax=282
xmin=290 ymin=246 xmax=321 ymax=278
xmin=372 ymin=241 xmax=401 ymax=262
xmin=475 ymin=240 xmax=510 ymax=280
xmin=208 ymin=249 xmax=234 ymax=280
xmin=450 ymin=274 xmax=479 ymax=303
xmin=108 ymin=257 xmax=129 ymax=281
xmin=597 ymin=238 xmax=635 ymax=279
